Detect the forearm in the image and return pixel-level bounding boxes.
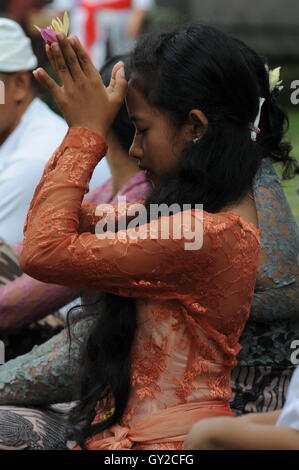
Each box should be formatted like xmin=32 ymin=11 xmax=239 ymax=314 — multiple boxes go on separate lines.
xmin=238 ymin=410 xmax=281 ymax=425
xmin=0 ymin=319 xmax=91 ymax=405
xmin=212 ymin=422 xmax=299 ymax=450
xmin=127 ymin=9 xmax=147 ymax=37
xmin=0 ymin=274 xmax=79 ymax=332
xmin=132 ymin=8 xmax=147 ymax=24
xmin=20 ymin=127 xmax=106 ymax=278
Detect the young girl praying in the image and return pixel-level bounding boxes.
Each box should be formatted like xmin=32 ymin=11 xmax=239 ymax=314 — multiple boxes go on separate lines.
xmin=13 ymin=24 xmax=288 ymax=449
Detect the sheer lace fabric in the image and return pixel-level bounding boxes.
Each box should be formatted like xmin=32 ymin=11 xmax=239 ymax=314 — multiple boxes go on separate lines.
xmin=15 ymin=127 xmax=260 ymax=448
xmin=1 ymin=130 xmax=297 ymax=445
xmin=230 ymin=158 xmax=299 ymax=414
xmin=0 ymin=172 xmax=149 ymax=332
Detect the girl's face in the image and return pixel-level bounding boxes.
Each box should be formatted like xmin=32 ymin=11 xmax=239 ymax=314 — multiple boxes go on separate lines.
xmin=126 ymin=85 xmax=191 ymax=185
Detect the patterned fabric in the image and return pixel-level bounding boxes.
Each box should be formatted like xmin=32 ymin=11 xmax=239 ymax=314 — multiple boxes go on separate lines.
xmin=277 ymin=365 xmax=299 ymax=430
xmin=230 ymin=158 xmax=299 ymax=414
xmin=0 ymin=171 xmax=149 ymax=332
xmin=0 ymin=132 xmax=297 ymax=448
xmin=0 ymin=239 xmax=64 ymax=361
xmin=0 ymin=406 xmax=71 ymax=450
xmin=17 ymin=127 xmax=260 ymax=449
xmin=0 ymin=239 xmax=22 ymax=285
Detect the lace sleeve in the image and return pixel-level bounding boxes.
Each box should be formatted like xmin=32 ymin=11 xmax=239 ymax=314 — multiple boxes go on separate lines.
xmin=20 ymin=128 xmax=260 ymax=299
xmin=250 ymin=159 xmax=299 ymax=322
xmin=0 ymin=318 xmax=92 ymax=405
xmin=78 ymin=200 xmax=146 ymax=234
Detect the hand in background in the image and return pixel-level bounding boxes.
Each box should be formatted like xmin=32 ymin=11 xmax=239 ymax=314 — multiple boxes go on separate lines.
xmin=126 ymin=9 xmax=147 ymax=38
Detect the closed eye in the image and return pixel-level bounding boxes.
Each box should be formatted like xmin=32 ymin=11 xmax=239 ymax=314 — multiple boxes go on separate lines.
xmin=136 ymin=129 xmax=147 ymax=135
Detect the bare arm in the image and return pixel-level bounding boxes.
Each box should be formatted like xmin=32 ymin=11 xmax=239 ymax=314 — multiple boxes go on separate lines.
xmin=238 ymin=410 xmax=281 ymax=425
xmin=127 ymin=9 xmax=148 ymax=38
xmin=184 ymin=416 xmax=299 ymax=450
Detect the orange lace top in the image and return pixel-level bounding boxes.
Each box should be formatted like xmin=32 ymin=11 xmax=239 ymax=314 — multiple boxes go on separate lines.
xmin=20 ymin=127 xmax=261 ymax=450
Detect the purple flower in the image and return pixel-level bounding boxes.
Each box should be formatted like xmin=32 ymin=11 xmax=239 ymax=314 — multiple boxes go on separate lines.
xmin=40 ymin=28 xmax=57 ymax=44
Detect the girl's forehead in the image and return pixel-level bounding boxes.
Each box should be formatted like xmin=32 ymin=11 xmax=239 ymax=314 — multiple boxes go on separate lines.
xmin=126 ymin=86 xmax=154 ymax=116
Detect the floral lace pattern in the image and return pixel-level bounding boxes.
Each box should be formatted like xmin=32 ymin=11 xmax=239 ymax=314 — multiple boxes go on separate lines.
xmin=231 ymin=158 xmax=299 ymax=413
xmin=0 ymin=132 xmax=297 ymax=446
xmin=0 ymin=170 xmax=149 ymax=332
xmin=16 ymin=127 xmax=260 ymax=448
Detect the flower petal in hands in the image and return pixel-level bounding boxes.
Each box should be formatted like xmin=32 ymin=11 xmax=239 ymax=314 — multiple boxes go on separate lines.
xmin=40 ymin=28 xmax=57 ymax=44
xmin=34 ymin=11 xmax=70 ymax=43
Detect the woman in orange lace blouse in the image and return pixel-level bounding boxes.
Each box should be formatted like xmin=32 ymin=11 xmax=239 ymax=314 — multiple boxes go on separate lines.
xmin=20 ymin=25 xmax=264 ymax=450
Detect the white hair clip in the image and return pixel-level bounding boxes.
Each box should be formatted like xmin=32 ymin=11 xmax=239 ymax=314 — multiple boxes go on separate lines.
xmin=249 ymin=97 xmax=265 ymax=142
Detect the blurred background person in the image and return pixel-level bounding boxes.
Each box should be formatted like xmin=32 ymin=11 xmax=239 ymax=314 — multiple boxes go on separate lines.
xmin=0 ymin=17 xmax=112 ymax=244
xmin=49 ymin=0 xmax=155 ymax=69
xmin=0 ymin=17 xmax=68 ymax=244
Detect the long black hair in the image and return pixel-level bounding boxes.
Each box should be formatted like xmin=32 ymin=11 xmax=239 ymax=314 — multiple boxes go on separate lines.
xmin=234 ymin=38 xmax=297 ymax=179
xmin=67 ymin=24 xmax=294 ymax=446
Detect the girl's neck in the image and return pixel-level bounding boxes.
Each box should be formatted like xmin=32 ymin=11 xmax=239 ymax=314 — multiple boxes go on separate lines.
xmin=222 ymin=192 xmax=258 ymax=228
xmin=106 ymin=139 xmax=139 ymax=197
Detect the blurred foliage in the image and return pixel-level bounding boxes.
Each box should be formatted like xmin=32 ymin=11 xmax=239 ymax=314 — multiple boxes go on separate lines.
xmin=144 ymin=6 xmax=188 ymax=32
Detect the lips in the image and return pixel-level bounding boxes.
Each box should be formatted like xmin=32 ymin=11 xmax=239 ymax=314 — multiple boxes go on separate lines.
xmin=136 ymin=161 xmax=154 ymax=182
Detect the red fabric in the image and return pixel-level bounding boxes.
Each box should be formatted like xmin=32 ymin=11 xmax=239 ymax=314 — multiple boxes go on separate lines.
xmin=80 ymin=0 xmax=132 ymax=50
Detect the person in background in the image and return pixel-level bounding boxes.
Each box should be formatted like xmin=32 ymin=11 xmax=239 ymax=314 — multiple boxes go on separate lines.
xmin=0 ymin=17 xmax=112 ymax=244
xmin=0 ymin=17 xmax=67 ymax=244
xmin=49 ymin=0 xmax=155 ymax=69
xmin=229 ymin=40 xmax=299 ymax=417
xmin=0 ymin=55 xmax=149 ymax=357
xmin=18 ymin=25 xmax=261 ymax=450
xmin=184 ymin=364 xmax=299 ymax=450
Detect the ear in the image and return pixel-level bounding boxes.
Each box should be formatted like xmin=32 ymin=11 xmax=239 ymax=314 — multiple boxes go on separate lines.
xmin=11 ymin=71 xmax=31 ymax=103
xmin=188 ymin=109 xmax=208 ymax=140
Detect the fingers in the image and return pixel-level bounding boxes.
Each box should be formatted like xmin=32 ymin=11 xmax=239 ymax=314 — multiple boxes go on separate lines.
xmin=45 ymin=44 xmax=56 ymax=74
xmin=109 ymin=63 xmax=128 ymax=104
xmin=50 ymin=41 xmax=73 ymax=88
xmin=106 ymin=61 xmax=123 ymax=92
xmin=55 ymin=33 xmax=85 ymax=81
xmin=69 ymin=35 xmax=100 ymax=80
xmin=33 ymin=68 xmax=62 ymax=102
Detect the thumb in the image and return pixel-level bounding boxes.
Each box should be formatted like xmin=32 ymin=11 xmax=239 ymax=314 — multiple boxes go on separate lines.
xmin=33 ymin=68 xmax=61 ymax=101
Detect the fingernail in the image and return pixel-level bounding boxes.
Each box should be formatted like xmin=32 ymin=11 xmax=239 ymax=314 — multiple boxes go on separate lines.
xmin=52 ymin=42 xmax=59 ymax=50
xmin=57 ymin=32 xmax=64 ymax=41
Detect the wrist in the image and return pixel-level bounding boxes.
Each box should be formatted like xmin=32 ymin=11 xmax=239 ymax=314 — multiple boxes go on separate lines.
xmin=70 ymin=125 xmax=107 ymax=140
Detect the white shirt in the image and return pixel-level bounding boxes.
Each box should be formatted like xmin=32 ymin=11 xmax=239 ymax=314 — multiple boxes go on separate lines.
xmin=277 ymin=366 xmax=299 ymax=431
xmin=52 ymin=0 xmax=155 ymax=11
xmin=0 ymin=98 xmax=110 ymax=244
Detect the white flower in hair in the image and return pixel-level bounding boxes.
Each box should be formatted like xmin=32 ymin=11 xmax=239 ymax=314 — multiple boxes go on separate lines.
xmin=268 ymin=66 xmax=284 ymax=93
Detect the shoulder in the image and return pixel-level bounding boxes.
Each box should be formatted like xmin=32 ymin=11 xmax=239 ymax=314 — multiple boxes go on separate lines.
xmin=203 ymin=210 xmax=260 ymax=236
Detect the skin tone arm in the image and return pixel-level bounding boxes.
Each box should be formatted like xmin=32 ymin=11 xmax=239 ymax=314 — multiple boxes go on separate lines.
xmin=126 ymin=9 xmax=148 ymax=38
xmin=184 ymin=414 xmax=299 ymax=450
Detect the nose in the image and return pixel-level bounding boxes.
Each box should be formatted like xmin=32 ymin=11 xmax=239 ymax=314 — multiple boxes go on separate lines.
xmin=129 ymin=133 xmax=143 ymax=161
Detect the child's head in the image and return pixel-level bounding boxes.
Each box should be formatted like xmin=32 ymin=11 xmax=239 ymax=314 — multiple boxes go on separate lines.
xmin=127 ymin=24 xmax=292 ymax=210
